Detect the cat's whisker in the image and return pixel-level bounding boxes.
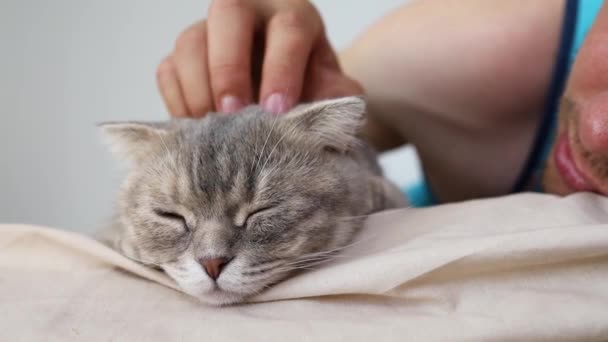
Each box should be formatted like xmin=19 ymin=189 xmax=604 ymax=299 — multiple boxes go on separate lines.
xmin=283 ymin=255 xmax=344 ymax=268
xmin=144 ymin=147 xmax=177 ymax=183
xmin=250 ymin=129 xmax=260 ymax=173
xmin=289 ymin=253 xmax=338 ymax=265
xmin=257 ymin=163 xmax=279 ymax=189
xmin=248 ymin=259 xmax=285 ymax=269
xmin=277 ymin=262 xmax=330 ymax=272
xmin=254 ymin=114 xmax=278 ymax=174
xmin=241 ymin=259 xmax=285 ymax=276
xmin=299 ymin=239 xmax=364 ymax=258
xmin=279 ymin=255 xmax=341 ymax=270
xmin=240 ymin=268 xmax=289 ymax=290
xmin=287 ymin=248 xmax=348 ymax=262
xmin=283 ymin=232 xmax=382 ymax=269
xmin=259 ymin=129 xmax=289 ymax=174
xmin=283 ymin=251 xmax=350 ymax=268
xmin=272 ymin=262 xmax=327 ymax=274
xmin=259 ymin=107 xmax=310 ymax=174
xmin=258 ymin=82 xmax=309 ymax=176
xmin=155 ymin=130 xmax=171 ymax=157
xmin=154 ymin=130 xmax=178 ymax=173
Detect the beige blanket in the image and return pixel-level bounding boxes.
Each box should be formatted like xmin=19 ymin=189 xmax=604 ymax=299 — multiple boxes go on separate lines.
xmin=3 ymin=193 xmax=608 ymax=341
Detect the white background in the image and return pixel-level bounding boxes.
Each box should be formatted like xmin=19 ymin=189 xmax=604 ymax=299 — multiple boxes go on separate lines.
xmin=0 ymin=0 xmax=419 ymax=233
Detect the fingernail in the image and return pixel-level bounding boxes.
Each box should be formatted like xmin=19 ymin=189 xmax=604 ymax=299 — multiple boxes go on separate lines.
xmin=263 ymin=93 xmax=289 ymax=115
xmin=220 ymin=95 xmax=243 ymax=113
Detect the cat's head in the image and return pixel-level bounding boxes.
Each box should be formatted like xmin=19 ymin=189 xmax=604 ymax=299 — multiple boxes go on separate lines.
xmin=101 ymin=96 xmax=371 ymax=305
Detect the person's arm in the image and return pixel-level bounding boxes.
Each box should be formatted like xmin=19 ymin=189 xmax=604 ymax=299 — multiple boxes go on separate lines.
xmin=341 ymin=0 xmax=563 ymax=150
xmin=340 ymin=0 xmax=564 ymax=200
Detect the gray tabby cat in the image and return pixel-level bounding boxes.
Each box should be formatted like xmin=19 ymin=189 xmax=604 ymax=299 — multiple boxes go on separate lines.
xmin=100 ymin=96 xmax=407 ymax=306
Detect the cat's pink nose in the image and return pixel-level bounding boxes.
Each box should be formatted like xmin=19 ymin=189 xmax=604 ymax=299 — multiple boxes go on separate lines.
xmin=199 ymin=257 xmax=230 ymax=281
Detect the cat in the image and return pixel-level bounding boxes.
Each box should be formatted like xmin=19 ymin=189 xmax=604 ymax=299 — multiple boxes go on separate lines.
xmin=99 ymin=96 xmax=407 ymax=306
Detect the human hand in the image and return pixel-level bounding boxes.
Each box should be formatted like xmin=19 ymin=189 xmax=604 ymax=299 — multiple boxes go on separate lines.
xmin=156 ymin=0 xmax=362 ymax=117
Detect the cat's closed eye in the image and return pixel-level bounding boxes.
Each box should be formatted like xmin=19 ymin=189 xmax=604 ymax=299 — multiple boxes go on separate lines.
xmin=238 ymin=206 xmax=274 ymax=229
xmin=154 ymin=209 xmax=190 ymax=232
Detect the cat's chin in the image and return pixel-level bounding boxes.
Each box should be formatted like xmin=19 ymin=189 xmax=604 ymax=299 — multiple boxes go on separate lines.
xmin=189 ymin=288 xmax=249 ymax=306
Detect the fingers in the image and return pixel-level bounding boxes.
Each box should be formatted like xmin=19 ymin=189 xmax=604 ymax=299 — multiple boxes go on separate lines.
xmin=173 ymin=21 xmax=213 ymax=117
xmin=156 ymin=56 xmax=189 ymax=117
xmin=207 ymin=0 xmax=256 ymax=113
xmin=259 ymin=8 xmax=321 ymax=114
xmin=159 ymin=0 xmax=342 ymax=118
xmin=301 ymin=35 xmax=363 ymax=101
xmin=301 ymin=66 xmax=363 ymax=102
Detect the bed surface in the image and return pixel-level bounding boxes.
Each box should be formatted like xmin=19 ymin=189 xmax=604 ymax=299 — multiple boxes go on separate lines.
xmin=3 ymin=193 xmax=608 ymax=341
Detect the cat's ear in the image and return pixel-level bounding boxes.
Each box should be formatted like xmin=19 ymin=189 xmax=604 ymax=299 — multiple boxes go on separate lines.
xmin=283 ymin=96 xmax=366 ymax=152
xmin=98 ymin=121 xmax=172 ymax=162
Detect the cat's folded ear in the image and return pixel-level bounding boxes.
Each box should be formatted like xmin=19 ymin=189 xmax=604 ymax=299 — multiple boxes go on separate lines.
xmin=282 ymin=96 xmax=366 ymax=152
xmin=98 ymin=121 xmax=173 ymax=163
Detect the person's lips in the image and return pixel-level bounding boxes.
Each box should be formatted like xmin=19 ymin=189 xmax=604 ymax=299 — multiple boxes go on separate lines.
xmin=554 ymin=133 xmax=597 ymax=192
